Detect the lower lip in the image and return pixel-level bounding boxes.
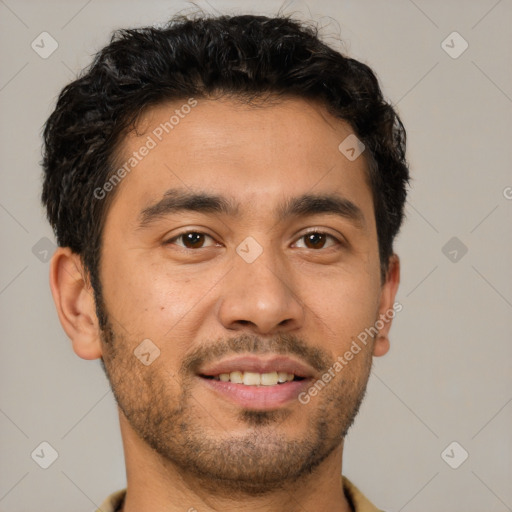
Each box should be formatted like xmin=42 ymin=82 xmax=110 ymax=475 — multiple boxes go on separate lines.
xmin=199 ymin=377 xmax=310 ymax=410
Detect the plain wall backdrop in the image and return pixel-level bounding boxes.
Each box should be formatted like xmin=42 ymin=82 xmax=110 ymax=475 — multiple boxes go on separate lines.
xmin=0 ymin=0 xmax=511 ymax=510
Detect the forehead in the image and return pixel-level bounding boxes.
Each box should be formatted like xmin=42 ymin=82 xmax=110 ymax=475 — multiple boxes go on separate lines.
xmin=108 ymin=96 xmax=374 ymax=226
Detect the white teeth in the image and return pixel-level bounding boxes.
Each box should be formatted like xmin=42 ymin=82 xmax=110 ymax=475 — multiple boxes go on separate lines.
xmin=243 ymin=372 xmax=261 ymax=386
xmin=277 ymin=371 xmax=289 ymax=383
xmin=230 ymin=371 xmax=243 ymax=383
xmin=260 ymin=371 xmax=279 ymax=386
xmin=213 ymin=371 xmax=296 ymax=385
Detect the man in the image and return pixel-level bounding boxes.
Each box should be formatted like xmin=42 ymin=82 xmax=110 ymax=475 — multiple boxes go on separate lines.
xmin=42 ymin=13 xmax=408 ymax=512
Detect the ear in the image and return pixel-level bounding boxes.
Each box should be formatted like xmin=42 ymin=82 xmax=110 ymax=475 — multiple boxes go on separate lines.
xmin=373 ymin=254 xmax=400 ymax=357
xmin=49 ymin=247 xmax=103 ymax=360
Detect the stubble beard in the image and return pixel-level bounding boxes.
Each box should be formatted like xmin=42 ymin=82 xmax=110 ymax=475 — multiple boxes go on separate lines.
xmin=99 ymin=315 xmax=373 ymax=498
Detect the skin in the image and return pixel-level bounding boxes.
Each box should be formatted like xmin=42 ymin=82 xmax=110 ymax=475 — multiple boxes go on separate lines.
xmin=50 ymin=97 xmax=400 ymax=512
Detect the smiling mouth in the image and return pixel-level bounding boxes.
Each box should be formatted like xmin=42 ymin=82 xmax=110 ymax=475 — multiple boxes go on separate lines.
xmin=198 ymin=367 xmax=312 ymax=410
xmin=200 ymin=371 xmax=306 ymax=386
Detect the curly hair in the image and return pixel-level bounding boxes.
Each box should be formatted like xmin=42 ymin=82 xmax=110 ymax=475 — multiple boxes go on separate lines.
xmin=42 ymin=13 xmax=409 ymax=319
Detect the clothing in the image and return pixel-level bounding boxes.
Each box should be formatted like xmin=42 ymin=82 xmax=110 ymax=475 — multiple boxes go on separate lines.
xmin=96 ymin=475 xmax=383 ymax=512
xmin=342 ymin=476 xmax=383 ymax=512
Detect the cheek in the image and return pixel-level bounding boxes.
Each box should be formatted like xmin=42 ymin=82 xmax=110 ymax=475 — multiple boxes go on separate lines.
xmin=100 ymin=252 xmax=221 ymax=339
xmin=301 ymin=270 xmax=380 ymax=353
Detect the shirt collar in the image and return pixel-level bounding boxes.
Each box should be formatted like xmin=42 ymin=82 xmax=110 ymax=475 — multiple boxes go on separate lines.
xmin=96 ymin=475 xmax=383 ymax=512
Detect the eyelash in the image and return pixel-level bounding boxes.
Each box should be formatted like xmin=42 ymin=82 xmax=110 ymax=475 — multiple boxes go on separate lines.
xmin=165 ymin=230 xmax=344 ymax=250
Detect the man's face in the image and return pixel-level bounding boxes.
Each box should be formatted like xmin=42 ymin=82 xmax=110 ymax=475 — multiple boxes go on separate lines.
xmin=97 ymin=97 xmax=391 ymax=494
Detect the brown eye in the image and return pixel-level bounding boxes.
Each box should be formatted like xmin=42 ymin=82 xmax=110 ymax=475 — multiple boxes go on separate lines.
xmin=304 ymin=232 xmax=327 ymax=249
xmin=295 ymin=231 xmax=340 ymax=250
xmin=167 ymin=232 xmax=216 ymax=249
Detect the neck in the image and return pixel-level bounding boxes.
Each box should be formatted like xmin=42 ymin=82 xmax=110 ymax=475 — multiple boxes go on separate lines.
xmin=117 ymin=410 xmax=352 ymax=512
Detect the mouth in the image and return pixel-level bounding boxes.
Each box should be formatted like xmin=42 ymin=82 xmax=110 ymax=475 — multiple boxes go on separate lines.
xmin=200 ymin=371 xmax=306 ymax=386
xmin=196 ymin=355 xmax=314 ymax=410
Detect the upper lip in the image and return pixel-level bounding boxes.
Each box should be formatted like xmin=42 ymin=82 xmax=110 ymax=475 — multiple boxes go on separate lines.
xmin=197 ymin=355 xmax=316 ymax=379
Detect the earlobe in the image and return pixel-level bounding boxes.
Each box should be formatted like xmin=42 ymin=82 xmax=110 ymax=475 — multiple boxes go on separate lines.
xmin=373 ymin=335 xmax=390 ymax=357
xmin=49 ymin=248 xmax=103 ymax=360
xmin=373 ymin=254 xmax=400 ymax=357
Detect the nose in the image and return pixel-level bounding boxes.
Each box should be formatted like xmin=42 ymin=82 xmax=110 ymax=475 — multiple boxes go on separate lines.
xmin=217 ymin=247 xmax=305 ymax=335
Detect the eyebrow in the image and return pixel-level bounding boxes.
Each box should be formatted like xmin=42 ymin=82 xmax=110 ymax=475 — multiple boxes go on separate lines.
xmin=138 ymin=188 xmax=366 ymax=230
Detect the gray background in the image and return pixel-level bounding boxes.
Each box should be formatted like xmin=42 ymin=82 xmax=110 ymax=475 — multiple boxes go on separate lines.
xmin=1 ymin=0 xmax=511 ymax=510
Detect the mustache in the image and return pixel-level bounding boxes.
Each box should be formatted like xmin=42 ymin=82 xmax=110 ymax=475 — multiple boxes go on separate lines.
xmin=182 ymin=332 xmax=332 ymax=376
